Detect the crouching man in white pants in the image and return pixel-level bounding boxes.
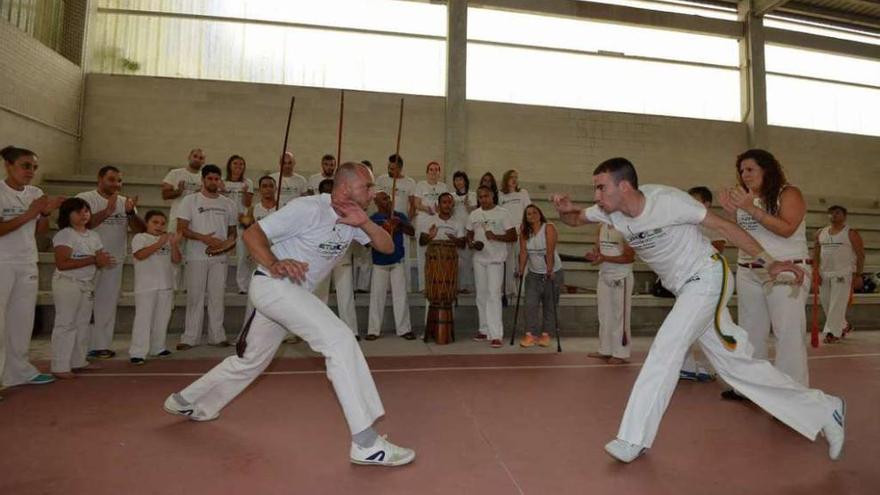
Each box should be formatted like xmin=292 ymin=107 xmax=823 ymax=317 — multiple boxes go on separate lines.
xmin=163 ymin=162 xmax=415 ymax=467
xmin=553 ymin=157 xmax=846 ymax=464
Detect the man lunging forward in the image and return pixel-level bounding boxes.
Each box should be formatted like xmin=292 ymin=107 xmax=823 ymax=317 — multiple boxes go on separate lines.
xmin=553 ymin=157 xmax=845 ymax=463
xmin=163 ymin=162 xmax=415 ymax=467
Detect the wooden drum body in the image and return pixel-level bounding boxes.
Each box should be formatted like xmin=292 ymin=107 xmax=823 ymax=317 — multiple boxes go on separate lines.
xmin=424 ymin=241 xmax=459 ymax=344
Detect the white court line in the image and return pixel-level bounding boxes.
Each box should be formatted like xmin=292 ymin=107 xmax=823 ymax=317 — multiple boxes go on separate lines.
xmin=75 ymin=352 xmax=880 ymax=378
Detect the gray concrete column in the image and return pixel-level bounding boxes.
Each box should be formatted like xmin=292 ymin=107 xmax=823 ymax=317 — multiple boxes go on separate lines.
xmin=738 ymin=0 xmax=769 ymax=149
xmin=445 ymin=0 xmax=467 ymax=180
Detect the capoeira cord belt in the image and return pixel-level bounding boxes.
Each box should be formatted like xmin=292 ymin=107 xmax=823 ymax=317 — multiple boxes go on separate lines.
xmin=712 ymin=253 xmax=738 ymax=352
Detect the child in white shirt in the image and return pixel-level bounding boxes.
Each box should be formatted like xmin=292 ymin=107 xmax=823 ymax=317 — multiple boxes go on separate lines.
xmin=129 ymin=210 xmax=183 ymax=364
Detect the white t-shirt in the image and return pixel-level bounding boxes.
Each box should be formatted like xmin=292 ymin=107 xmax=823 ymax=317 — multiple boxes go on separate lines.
xmin=253 ymin=202 xmax=276 ymax=222
xmin=452 ymin=190 xmax=477 ymax=224
xmin=269 ymin=172 xmax=308 ymax=207
xmin=735 ymin=187 xmax=807 ymax=263
xmin=598 ymin=223 xmax=634 ymax=277
xmin=468 ymin=206 xmax=515 ymax=264
xmin=499 ymin=189 xmax=532 ymax=227
xmin=414 ymin=181 xmax=450 ymax=213
xmin=308 ymin=173 xmax=334 ymax=193
xmin=583 ymin=185 xmax=715 ymax=294
xmin=222 ymin=179 xmax=253 ymax=214
xmin=177 ymin=192 xmax=238 ymax=260
xmin=818 ymin=226 xmax=856 ymax=276
xmin=257 ymin=194 xmax=371 ymax=293
xmin=376 ymin=174 xmax=416 ymax=214
xmin=162 ymin=168 xmax=202 ymax=224
xmin=0 ymin=181 xmax=43 ymax=264
xmin=76 ymin=190 xmax=132 ymax=259
xmin=525 ymin=223 xmax=562 ymax=274
xmin=53 ymin=227 xmax=104 ymax=281
xmin=131 ymin=233 xmax=174 ymax=292
xmin=417 ymin=214 xmax=465 ymax=244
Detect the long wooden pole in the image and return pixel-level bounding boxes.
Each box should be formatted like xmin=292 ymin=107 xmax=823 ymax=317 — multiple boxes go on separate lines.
xmin=390 ymin=98 xmax=404 ymax=216
xmin=336 ymin=90 xmax=345 ymax=166
xmin=276 ymin=96 xmax=296 ymax=209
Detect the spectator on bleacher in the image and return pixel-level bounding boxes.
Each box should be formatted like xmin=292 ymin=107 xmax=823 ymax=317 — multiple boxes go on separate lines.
xmin=586 ymin=224 xmax=634 ymax=363
xmin=366 ymin=191 xmax=415 ymax=341
xmin=129 ymin=211 xmax=182 ymax=365
xmin=176 ymin=165 xmax=238 ymax=351
xmin=51 ymin=198 xmax=115 ymax=379
xmin=680 ymin=186 xmax=723 ymax=381
xmin=516 ymin=204 xmax=564 ymax=349
xmin=162 ymin=148 xmax=205 ymax=289
xmin=815 ymin=205 xmax=865 ymax=344
xmin=479 ymin=172 xmax=499 ymax=206
xmin=219 ymin=155 xmax=253 ymax=294
xmin=468 ymin=185 xmax=517 ymax=348
xmin=413 ymin=161 xmax=449 ymax=292
xmin=0 ymin=146 xmax=62 ymax=391
xmin=308 ymin=154 xmax=337 ymax=194
xmin=452 ymin=171 xmax=477 ymax=293
xmin=77 ymin=165 xmax=146 ymax=360
xmin=720 ymin=149 xmax=811 ymax=394
xmin=500 ymin=169 xmax=532 ymax=302
xmin=270 ymin=151 xmax=308 ymax=208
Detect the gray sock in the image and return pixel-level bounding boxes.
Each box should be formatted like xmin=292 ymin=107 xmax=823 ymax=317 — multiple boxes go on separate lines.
xmin=173 ymin=393 xmax=191 ymax=406
xmin=352 ymin=427 xmax=379 ymax=448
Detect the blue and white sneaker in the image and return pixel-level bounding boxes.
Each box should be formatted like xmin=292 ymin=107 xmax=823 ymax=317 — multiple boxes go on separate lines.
xmin=822 ymin=395 xmax=846 ymax=461
xmin=162 ymin=393 xmax=219 ymax=422
xmin=679 ymin=369 xmax=716 ymax=383
xmin=604 ymin=438 xmax=647 ymax=463
xmin=350 ymin=435 xmax=415 ymax=467
xmin=28 ymin=373 xmax=56 ymax=385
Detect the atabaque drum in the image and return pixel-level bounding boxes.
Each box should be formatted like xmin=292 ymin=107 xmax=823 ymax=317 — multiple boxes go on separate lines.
xmin=424 ymin=241 xmax=458 ymax=344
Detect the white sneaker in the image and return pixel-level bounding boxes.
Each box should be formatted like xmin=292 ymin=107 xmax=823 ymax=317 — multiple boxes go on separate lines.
xmin=162 ymin=393 xmax=219 ymax=422
xmin=350 ymin=435 xmax=416 ymax=467
xmin=604 ymin=438 xmax=647 ymax=463
xmin=822 ymin=395 xmax=846 ymax=461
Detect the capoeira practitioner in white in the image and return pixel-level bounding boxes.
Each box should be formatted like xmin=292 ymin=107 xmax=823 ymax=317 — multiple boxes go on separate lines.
xmin=586 ymin=223 xmax=634 ymax=364
xmin=270 ymin=151 xmax=308 ymax=208
xmin=499 ymin=169 xmax=531 ymax=301
xmin=164 ymin=162 xmax=416 ymax=467
xmin=220 ymin=155 xmax=253 ymax=294
xmin=375 ymin=154 xmax=416 ymax=289
xmin=161 ymin=148 xmax=205 ymax=289
xmin=719 ymin=149 xmax=811 ymax=391
xmin=308 ymin=154 xmax=337 ymax=194
xmin=814 ymin=205 xmax=865 ymax=344
xmin=680 ymin=186 xmax=725 ymax=382
xmin=0 ymin=146 xmax=62 ymax=392
xmin=77 ymin=166 xmax=145 ymax=359
xmin=176 ymin=165 xmax=238 ymax=350
xmin=413 ymin=161 xmax=449 ymax=292
xmin=553 ymin=157 xmax=845 ymax=463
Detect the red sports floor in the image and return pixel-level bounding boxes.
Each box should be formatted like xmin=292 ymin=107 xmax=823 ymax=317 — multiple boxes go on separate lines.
xmin=1 ymin=337 xmax=878 ymax=495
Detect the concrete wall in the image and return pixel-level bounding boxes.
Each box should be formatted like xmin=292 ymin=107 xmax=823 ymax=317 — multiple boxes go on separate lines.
xmin=79 ymin=74 xmax=880 ymax=205
xmin=0 ymin=21 xmax=83 ymax=178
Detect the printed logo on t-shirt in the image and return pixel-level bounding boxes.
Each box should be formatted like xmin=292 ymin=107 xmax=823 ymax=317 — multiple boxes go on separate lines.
xmin=318 ymin=240 xmax=349 ymax=258
xmin=625 ymin=228 xmax=666 ymax=250
xmin=738 ymin=211 xmax=760 ymax=232
xmin=104 ymin=212 xmax=128 ymax=225
xmin=197 ymin=206 xmax=229 ymax=215
xmin=1 ymin=206 xmax=25 ymax=220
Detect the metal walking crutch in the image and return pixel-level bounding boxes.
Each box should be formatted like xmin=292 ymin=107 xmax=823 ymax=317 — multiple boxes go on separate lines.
xmin=508 ymin=273 xmax=524 ymax=346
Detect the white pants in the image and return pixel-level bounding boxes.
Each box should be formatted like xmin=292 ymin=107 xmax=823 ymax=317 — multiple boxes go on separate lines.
xmin=180 ymin=274 xmax=385 ymax=434
xmin=235 ymin=232 xmax=252 ymax=293
xmin=737 ymin=266 xmax=811 ymax=386
xmin=314 ymin=262 xmax=358 ymax=334
xmin=820 ymin=273 xmax=851 ymax=337
xmin=474 ymin=260 xmax=504 ymax=340
xmin=182 ymin=258 xmax=228 ymax=345
xmin=368 ymin=262 xmax=411 ymax=336
xmin=129 ymin=289 xmax=174 ymax=358
xmin=0 ymin=263 xmax=40 ymax=386
xmin=353 ymin=244 xmax=372 ymax=292
xmin=416 ymin=243 xmax=426 ymax=293
xmin=597 ymin=272 xmax=633 ymax=359
xmin=50 ymin=274 xmax=94 ymax=373
xmin=618 ymin=259 xmax=833 ymax=448
xmin=504 ymin=248 xmax=518 ymax=298
xmin=169 ymin=217 xmax=184 ymax=290
xmin=90 ymin=263 xmax=123 ymax=350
